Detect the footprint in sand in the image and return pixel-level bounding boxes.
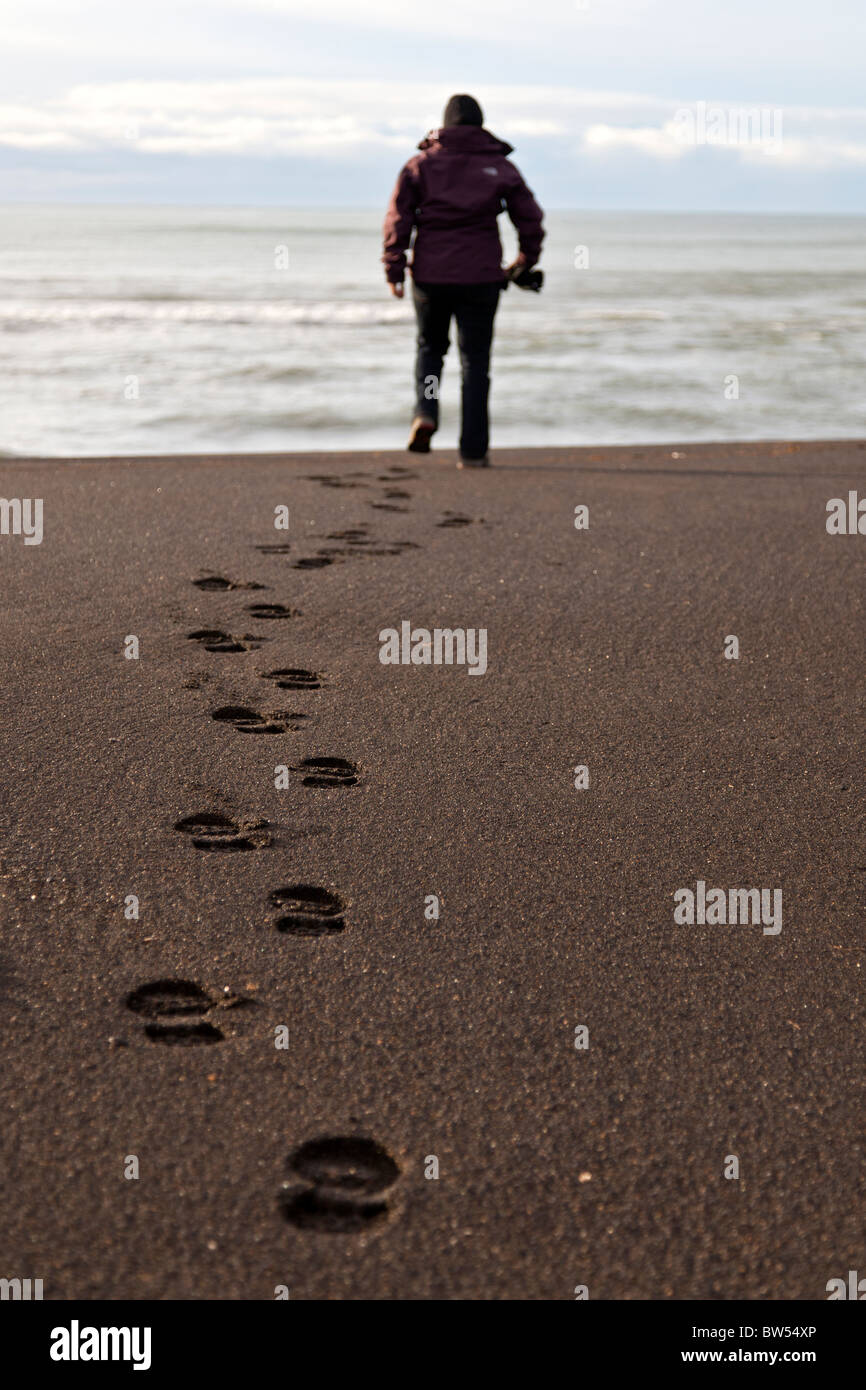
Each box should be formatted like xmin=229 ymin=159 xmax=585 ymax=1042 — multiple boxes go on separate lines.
xmin=174 ymin=811 xmax=271 ymax=851
xmin=292 ymin=554 xmax=336 ymax=569
xmin=293 ymin=756 xmax=359 ymax=788
xmin=303 ymin=473 xmax=371 ymax=490
xmin=278 ymin=1136 xmax=400 ymax=1231
xmin=260 ymin=668 xmax=325 ymax=691
xmin=124 ymin=978 xmax=255 ymax=1044
xmin=322 ymin=533 xmax=419 ymax=558
xmin=245 ymin=603 xmax=299 ymax=621
xmin=210 ymin=705 xmax=308 ymax=734
xmin=327 ymin=528 xmax=372 ymax=546
xmin=125 ymin=979 xmax=223 ymax=1044
xmin=268 ymin=884 xmax=346 ymax=936
xmin=192 ymin=575 xmax=266 ymax=591
xmin=187 ymin=629 xmax=266 ymax=654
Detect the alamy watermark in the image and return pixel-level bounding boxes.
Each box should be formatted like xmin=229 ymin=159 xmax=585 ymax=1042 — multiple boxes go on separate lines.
xmin=379 ymin=621 xmax=488 ymax=675
xmin=1 ymin=1276 xmax=43 ymax=1299
xmin=50 ymin=1321 xmax=151 ymax=1371
xmin=0 ymin=497 xmax=43 ymax=545
xmin=673 ymin=101 xmax=783 ymax=152
xmin=826 ymin=491 xmax=866 ymax=534
xmin=673 ymin=880 xmax=782 ymax=935
xmin=826 ymin=1269 xmax=866 ymax=1299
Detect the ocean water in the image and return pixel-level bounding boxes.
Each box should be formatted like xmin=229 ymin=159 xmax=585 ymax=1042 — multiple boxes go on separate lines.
xmin=1 ymin=205 xmax=865 ymax=457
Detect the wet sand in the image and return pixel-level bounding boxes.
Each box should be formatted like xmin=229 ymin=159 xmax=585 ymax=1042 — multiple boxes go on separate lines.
xmin=0 ymin=439 xmax=864 ymax=1299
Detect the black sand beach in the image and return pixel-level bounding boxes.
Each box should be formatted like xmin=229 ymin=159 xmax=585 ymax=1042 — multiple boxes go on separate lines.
xmin=1 ymin=440 xmax=864 ymax=1300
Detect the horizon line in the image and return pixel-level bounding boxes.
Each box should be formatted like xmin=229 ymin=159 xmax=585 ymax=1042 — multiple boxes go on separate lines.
xmin=2 ymin=201 xmax=865 ymax=218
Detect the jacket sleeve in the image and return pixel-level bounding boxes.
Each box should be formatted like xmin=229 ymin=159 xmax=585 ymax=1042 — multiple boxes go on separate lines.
xmin=382 ymin=163 xmax=419 ymax=284
xmin=503 ymin=165 xmax=545 ymax=266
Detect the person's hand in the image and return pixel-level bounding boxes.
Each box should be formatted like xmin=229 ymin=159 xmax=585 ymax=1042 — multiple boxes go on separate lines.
xmin=504 ymin=254 xmax=529 ymax=281
xmin=389 ymin=282 xmax=404 ymax=299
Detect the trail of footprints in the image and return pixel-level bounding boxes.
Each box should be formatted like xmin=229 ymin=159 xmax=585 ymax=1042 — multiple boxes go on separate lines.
xmin=126 ymin=467 xmax=488 ymax=1232
xmin=128 ymin=520 xmax=399 ymax=1233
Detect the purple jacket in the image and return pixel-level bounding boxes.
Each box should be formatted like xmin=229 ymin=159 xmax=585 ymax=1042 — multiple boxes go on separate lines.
xmin=382 ymin=126 xmax=545 ymax=285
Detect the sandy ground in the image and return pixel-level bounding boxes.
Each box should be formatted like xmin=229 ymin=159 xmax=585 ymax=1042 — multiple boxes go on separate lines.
xmin=0 ymin=440 xmax=864 ymax=1300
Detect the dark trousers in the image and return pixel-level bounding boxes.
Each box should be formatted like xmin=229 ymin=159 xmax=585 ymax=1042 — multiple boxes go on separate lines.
xmin=412 ymin=280 xmax=501 ymax=460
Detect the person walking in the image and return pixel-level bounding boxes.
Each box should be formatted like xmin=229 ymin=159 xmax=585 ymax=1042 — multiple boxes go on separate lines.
xmin=382 ymin=94 xmax=544 ymax=468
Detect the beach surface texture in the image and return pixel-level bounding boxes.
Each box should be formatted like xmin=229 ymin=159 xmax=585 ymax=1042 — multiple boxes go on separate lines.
xmin=1 ymin=440 xmax=863 ymax=1299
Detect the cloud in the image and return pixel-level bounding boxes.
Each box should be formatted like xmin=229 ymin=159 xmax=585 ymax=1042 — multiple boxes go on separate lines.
xmin=2 ymin=77 xmax=866 ymax=175
xmin=742 ymin=136 xmax=866 ymax=168
xmin=584 ymin=123 xmax=685 ymax=159
xmin=0 ymin=80 xmax=671 ymax=158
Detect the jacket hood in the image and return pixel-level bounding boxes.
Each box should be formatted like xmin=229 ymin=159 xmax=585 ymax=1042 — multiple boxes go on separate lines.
xmin=418 ymin=126 xmax=514 ymax=156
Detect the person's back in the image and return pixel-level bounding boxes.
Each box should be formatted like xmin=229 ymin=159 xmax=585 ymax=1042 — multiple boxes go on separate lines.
xmin=383 ymin=94 xmax=545 ymax=467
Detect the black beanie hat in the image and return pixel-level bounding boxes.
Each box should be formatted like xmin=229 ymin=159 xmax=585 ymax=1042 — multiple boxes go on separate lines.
xmin=443 ymin=94 xmax=483 ymax=128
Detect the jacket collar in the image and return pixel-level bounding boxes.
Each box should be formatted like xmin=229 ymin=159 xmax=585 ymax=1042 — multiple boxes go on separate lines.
xmin=418 ymin=126 xmax=514 ymax=156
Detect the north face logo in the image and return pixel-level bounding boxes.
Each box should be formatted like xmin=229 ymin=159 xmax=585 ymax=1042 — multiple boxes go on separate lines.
xmin=483 ymin=166 xmax=498 ymax=175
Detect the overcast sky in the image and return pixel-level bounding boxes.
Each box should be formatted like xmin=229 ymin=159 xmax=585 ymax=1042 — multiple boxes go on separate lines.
xmin=2 ymin=0 xmax=865 ymax=210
